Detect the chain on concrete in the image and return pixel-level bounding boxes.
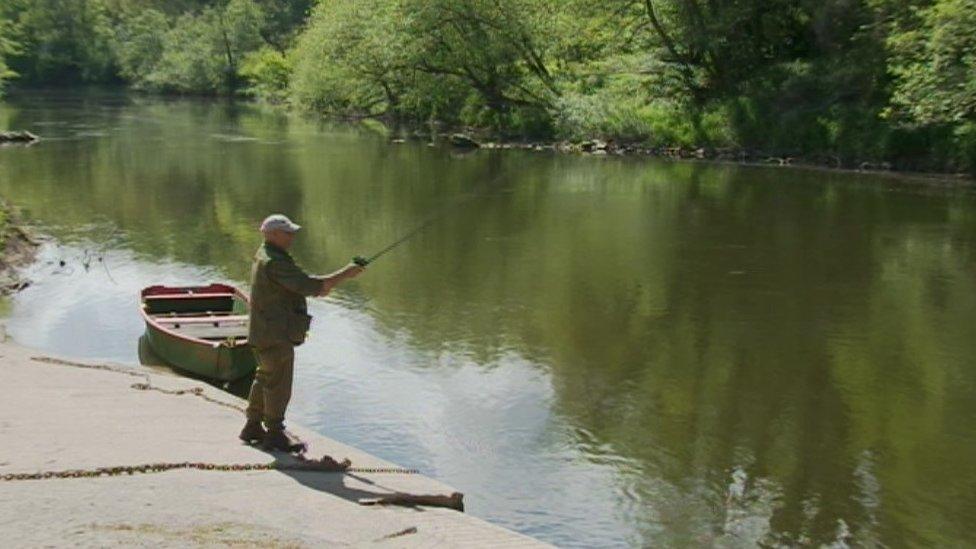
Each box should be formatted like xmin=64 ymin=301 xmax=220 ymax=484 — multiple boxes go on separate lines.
xmin=20 ymin=356 xmax=421 ymax=480
xmin=31 ymin=356 xmax=246 ymax=411
xmin=31 ymin=356 xmax=148 ymax=378
xmin=128 ymin=382 xmax=246 ymax=412
xmin=0 ymin=460 xmax=420 ymax=482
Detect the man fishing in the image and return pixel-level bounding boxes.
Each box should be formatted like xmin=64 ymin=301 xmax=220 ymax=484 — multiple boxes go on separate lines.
xmin=239 ymin=214 xmax=365 ymax=451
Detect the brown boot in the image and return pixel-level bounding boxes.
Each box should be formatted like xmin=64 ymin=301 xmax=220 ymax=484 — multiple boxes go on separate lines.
xmin=262 ymin=428 xmax=306 ymax=453
xmin=238 ymin=419 xmax=266 ymax=444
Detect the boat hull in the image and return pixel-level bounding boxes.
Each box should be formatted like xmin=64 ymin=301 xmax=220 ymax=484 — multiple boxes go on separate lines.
xmin=140 ymin=283 xmax=258 ymax=382
xmin=144 ymin=323 xmax=257 ymax=381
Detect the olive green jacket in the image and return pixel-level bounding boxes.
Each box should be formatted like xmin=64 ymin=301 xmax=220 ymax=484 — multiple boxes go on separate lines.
xmin=247 ymin=242 xmax=324 ymax=349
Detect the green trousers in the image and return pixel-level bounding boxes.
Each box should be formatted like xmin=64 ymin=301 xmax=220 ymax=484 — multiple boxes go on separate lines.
xmin=245 ymin=344 xmax=295 ymax=430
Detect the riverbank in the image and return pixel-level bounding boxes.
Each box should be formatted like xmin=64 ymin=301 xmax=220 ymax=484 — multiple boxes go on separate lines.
xmin=387 ymin=129 xmax=976 ymax=184
xmin=0 ymin=340 xmax=548 ymax=547
xmin=5 ymin=85 xmax=973 ymax=183
xmin=0 ymin=198 xmax=38 ymax=295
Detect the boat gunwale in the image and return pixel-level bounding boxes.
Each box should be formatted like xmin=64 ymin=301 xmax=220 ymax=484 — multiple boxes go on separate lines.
xmin=139 ymin=284 xmax=252 ymax=350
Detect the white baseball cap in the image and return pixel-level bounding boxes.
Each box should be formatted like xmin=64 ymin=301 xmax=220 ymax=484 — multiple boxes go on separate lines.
xmin=259 ymin=214 xmax=301 ymax=233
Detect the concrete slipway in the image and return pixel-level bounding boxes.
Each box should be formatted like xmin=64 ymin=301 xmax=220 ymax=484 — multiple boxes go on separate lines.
xmin=0 ymin=340 xmax=550 ymax=547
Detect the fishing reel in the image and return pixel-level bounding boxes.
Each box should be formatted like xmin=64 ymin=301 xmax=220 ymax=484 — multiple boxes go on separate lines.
xmin=352 ymin=256 xmax=371 ymax=267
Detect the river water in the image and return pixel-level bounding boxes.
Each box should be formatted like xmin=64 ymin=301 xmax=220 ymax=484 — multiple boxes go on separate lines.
xmin=1 ymin=91 xmax=975 ymax=547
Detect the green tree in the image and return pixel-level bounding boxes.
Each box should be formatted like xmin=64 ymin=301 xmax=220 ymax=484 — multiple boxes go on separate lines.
xmin=1 ymin=0 xmax=116 ymax=83
xmin=1 ymin=0 xmax=974 ymax=171
xmin=240 ymin=46 xmax=290 ymax=101
xmin=402 ymin=0 xmax=559 ymax=131
xmin=146 ymin=10 xmax=225 ymax=92
xmin=0 ymin=0 xmax=274 ymax=93
xmin=252 ymin=0 xmax=312 ymax=51
xmin=144 ymin=0 xmax=266 ymax=94
xmin=869 ymin=0 xmax=976 ymax=171
xmin=0 ymin=16 xmax=20 ymax=95
xmin=573 ymin=0 xmax=816 ymax=105
xmin=113 ymin=8 xmax=168 ymax=85
xmin=887 ymin=0 xmax=976 ymax=125
xmin=290 ymin=0 xmax=408 ymax=115
xmin=406 ymin=0 xmax=558 ymax=105
xmin=292 ymin=0 xmax=561 ymax=134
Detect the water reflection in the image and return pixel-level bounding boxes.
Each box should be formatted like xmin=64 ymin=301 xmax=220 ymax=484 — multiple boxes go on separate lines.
xmin=1 ymin=91 xmax=975 ymax=547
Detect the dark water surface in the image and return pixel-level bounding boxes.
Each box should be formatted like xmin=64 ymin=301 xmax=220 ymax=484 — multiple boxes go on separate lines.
xmin=2 ymin=92 xmax=975 ymax=547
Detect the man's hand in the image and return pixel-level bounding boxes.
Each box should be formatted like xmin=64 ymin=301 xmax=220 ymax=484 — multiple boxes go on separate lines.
xmin=343 ymin=263 xmax=366 ymax=279
xmin=318 ymin=263 xmax=366 ymax=296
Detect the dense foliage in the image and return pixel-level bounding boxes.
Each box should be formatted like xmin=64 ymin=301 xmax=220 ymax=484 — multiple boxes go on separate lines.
xmin=1 ymin=0 xmax=975 ymax=172
xmin=0 ymin=15 xmax=18 ymax=95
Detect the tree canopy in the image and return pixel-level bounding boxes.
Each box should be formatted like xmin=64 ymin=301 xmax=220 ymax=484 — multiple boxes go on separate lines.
xmin=887 ymin=0 xmax=976 ymax=125
xmin=0 ymin=0 xmax=974 ymax=172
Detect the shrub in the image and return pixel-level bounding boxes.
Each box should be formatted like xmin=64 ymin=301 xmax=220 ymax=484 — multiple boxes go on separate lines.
xmin=240 ymin=46 xmax=290 ymax=102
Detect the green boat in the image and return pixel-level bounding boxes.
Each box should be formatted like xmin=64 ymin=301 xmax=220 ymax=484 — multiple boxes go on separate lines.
xmin=140 ymin=283 xmax=257 ymax=381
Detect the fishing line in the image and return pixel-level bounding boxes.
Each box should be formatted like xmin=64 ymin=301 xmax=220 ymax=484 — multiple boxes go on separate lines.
xmin=99 ymin=255 xmax=118 ymax=284
xmin=50 ymin=244 xmax=119 ymax=284
xmin=352 ymin=171 xmax=509 ymax=267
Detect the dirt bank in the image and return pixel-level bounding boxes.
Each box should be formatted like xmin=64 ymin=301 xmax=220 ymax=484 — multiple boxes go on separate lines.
xmin=0 ymin=199 xmax=39 ymax=295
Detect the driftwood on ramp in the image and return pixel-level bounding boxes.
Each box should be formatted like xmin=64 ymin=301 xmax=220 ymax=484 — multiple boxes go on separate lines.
xmin=359 ymin=491 xmax=465 ymax=512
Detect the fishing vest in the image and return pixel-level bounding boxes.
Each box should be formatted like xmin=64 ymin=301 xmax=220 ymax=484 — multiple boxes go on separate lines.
xmin=247 ymin=242 xmax=323 ymax=349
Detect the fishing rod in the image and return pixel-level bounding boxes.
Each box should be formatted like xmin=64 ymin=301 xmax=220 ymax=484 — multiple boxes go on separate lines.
xmin=351 ymin=172 xmax=508 ymax=267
